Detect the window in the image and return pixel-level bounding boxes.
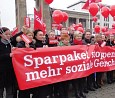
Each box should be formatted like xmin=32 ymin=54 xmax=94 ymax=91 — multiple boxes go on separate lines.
xmin=69 ymin=17 xmax=76 ymax=26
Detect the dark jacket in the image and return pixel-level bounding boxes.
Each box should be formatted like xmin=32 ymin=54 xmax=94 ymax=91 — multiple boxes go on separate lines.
xmin=16 ymin=41 xmax=35 ymax=48
xmin=0 ymin=31 xmax=22 ymax=88
xmin=0 ymin=40 xmax=16 ymax=88
xmin=82 ymin=38 xmax=94 ymax=45
xmin=106 ymin=40 xmax=115 ymax=46
xmin=35 ymin=39 xmax=46 ymax=48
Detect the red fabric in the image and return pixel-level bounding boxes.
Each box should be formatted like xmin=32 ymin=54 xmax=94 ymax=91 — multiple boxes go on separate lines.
xmin=73 ymin=39 xmax=83 ymax=45
xmin=97 ymin=41 xmax=102 ymax=46
xmin=34 ymin=7 xmax=45 ymax=33
xmin=12 ymin=45 xmax=115 ymax=90
xmin=82 ymin=0 xmax=102 ymax=10
xmin=24 ymin=17 xmax=30 ymax=28
xmin=20 ymin=34 xmax=32 ymax=44
xmin=12 ymin=27 xmax=18 ymax=36
xmin=49 ymin=39 xmax=58 ymax=44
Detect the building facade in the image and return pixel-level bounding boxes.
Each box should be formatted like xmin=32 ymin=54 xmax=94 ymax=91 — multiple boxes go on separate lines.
xmin=66 ymin=0 xmax=114 ymax=33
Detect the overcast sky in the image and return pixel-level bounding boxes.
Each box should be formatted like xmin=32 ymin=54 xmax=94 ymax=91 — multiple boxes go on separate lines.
xmin=27 ymin=0 xmax=115 ymax=14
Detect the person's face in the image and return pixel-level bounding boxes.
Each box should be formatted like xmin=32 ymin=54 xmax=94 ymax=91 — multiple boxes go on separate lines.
xmin=35 ymin=31 xmax=44 ymax=41
xmin=91 ymin=38 xmax=94 ymax=42
xmin=27 ymin=33 xmax=33 ymax=40
xmin=62 ymin=39 xmax=69 ymax=45
xmin=48 ymin=32 xmax=55 ymax=39
xmin=0 ymin=30 xmax=11 ymax=40
xmin=96 ymin=36 xmax=102 ymax=42
xmin=110 ymin=35 xmax=114 ymax=41
xmin=75 ymin=34 xmax=82 ymax=41
xmin=69 ymin=27 xmax=75 ymax=34
xmin=61 ymin=28 xmax=68 ymax=34
xmin=85 ymin=32 xmax=91 ymax=39
xmin=102 ymin=35 xmax=106 ymax=41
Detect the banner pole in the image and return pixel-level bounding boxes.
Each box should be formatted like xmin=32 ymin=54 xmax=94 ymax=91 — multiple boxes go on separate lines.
xmin=89 ymin=12 xmax=91 ymax=29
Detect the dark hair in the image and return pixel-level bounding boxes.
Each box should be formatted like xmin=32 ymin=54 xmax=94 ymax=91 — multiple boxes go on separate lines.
xmin=0 ymin=27 xmax=9 ymax=34
xmin=91 ymin=36 xmax=94 ymax=38
xmin=60 ymin=27 xmax=67 ymax=31
xmin=33 ymin=29 xmax=42 ymax=38
xmin=84 ymin=29 xmax=91 ymax=35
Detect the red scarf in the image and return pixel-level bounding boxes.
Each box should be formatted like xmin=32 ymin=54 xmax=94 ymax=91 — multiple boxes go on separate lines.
xmin=73 ymin=39 xmax=83 ymax=45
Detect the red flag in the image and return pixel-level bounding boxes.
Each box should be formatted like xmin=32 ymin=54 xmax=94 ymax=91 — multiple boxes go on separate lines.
xmin=12 ymin=27 xmax=18 ymax=36
xmin=24 ymin=17 xmax=30 ymax=28
xmin=34 ymin=7 xmax=46 ymax=34
xmin=82 ymin=0 xmax=102 ymax=9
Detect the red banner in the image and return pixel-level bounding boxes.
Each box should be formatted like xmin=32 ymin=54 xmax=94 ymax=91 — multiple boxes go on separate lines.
xmin=24 ymin=17 xmax=30 ymax=28
xmin=12 ymin=27 xmax=18 ymax=36
xmin=20 ymin=34 xmax=32 ymax=44
xmin=12 ymin=45 xmax=115 ymax=90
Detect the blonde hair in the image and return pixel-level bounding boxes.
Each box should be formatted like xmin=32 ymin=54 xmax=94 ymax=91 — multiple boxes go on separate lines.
xmin=16 ymin=28 xmax=34 ymax=43
xmin=48 ymin=30 xmax=55 ymax=35
xmin=94 ymin=34 xmax=102 ymax=42
xmin=74 ymin=31 xmax=83 ymax=38
xmin=25 ymin=28 xmax=34 ymax=37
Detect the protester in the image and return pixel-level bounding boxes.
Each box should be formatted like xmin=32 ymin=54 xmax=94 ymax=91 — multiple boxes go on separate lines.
xmin=58 ymin=33 xmax=70 ymax=98
xmin=46 ymin=30 xmax=58 ymax=47
xmin=68 ymin=27 xmax=74 ymax=44
xmin=31 ymin=29 xmax=50 ymax=98
xmin=82 ymin=29 xmax=95 ymax=92
xmin=106 ymin=34 xmax=115 ymax=84
xmin=45 ymin=30 xmax=59 ymax=98
xmin=71 ymin=31 xmax=86 ymax=98
xmin=16 ymin=27 xmax=35 ymax=48
xmin=58 ymin=33 xmax=70 ymax=46
xmin=34 ymin=29 xmax=47 ymax=48
xmin=94 ymin=34 xmax=104 ymax=88
xmin=16 ymin=26 xmax=35 ymax=98
xmin=0 ymin=27 xmax=23 ymax=98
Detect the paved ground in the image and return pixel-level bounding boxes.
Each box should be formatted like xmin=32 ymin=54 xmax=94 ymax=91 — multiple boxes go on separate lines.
xmin=86 ymin=83 xmax=115 ymax=98
xmin=3 ymin=82 xmax=115 ymax=98
xmin=69 ymin=82 xmax=115 ymax=98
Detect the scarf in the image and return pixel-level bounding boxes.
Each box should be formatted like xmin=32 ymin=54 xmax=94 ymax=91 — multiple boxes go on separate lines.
xmin=1 ymin=38 xmax=11 ymax=45
xmin=73 ymin=39 xmax=83 ymax=45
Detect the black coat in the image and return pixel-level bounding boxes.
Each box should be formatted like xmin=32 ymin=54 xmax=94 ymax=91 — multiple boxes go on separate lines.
xmin=35 ymin=39 xmax=46 ymax=48
xmin=0 ymin=41 xmax=15 ymax=88
xmin=82 ymin=38 xmax=94 ymax=45
xmin=16 ymin=41 xmax=35 ymax=48
xmin=0 ymin=31 xmax=23 ymax=88
xmin=106 ymin=40 xmax=115 ymax=46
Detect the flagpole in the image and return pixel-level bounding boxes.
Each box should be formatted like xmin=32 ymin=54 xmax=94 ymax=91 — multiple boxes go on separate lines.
xmin=89 ymin=12 xmax=91 ymax=29
xmin=99 ymin=5 xmax=102 ymax=33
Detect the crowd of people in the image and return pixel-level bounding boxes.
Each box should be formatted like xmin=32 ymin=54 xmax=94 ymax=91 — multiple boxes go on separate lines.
xmin=0 ymin=25 xmax=115 ymax=98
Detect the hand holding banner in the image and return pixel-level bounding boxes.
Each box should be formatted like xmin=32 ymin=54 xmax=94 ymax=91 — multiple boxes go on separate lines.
xmin=12 ymin=45 xmax=115 ymax=90
xmin=20 ymin=34 xmax=32 ymax=44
